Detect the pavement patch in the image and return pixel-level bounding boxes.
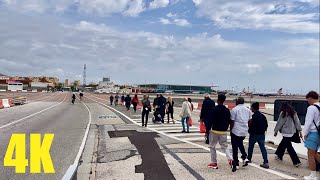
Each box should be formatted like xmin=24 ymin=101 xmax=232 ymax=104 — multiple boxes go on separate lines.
xmin=108 ymin=130 xmax=176 ymax=180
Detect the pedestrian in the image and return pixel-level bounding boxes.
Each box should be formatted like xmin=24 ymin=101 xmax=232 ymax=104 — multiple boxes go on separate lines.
xmin=110 ymin=94 xmax=114 ymax=106
xmin=121 ymin=94 xmax=125 ymax=106
xmin=207 ymin=94 xmax=233 ymax=169
xmin=188 ymin=98 xmax=194 ymax=111
xmin=153 ymin=94 xmax=159 ymax=109
xmin=141 ymin=95 xmax=152 ymax=127
xmin=230 ymin=97 xmax=251 ymax=172
xmin=132 ymin=94 xmax=139 ymax=113
xmin=115 ymin=94 xmax=119 ymax=106
xmin=200 ymin=94 xmax=215 ymax=144
xmin=180 ymin=97 xmax=192 ymax=133
xmin=303 ymin=91 xmax=320 ymax=180
xmin=166 ymin=97 xmax=175 ymax=124
xmin=158 ymin=94 xmax=166 ymax=124
xmin=244 ymin=102 xmax=269 ymax=169
xmin=124 ymin=94 xmax=132 ymax=111
xmin=274 ymin=102 xmax=302 ymax=167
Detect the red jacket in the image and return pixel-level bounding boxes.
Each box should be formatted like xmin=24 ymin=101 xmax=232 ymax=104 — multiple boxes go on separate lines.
xmin=132 ymin=97 xmax=139 ymax=103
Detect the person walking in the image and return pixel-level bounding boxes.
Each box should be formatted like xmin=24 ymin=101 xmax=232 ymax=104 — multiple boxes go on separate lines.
xmin=121 ymin=94 xmax=125 ymax=106
xmin=274 ymin=102 xmax=302 ymax=167
xmin=110 ymin=95 xmax=114 ymax=106
xmin=153 ymin=94 xmax=159 ymax=109
xmin=115 ymin=94 xmax=119 ymax=106
xmin=244 ymin=102 xmax=269 ymax=169
xmin=303 ymin=91 xmax=320 ymax=180
xmin=124 ymin=95 xmax=132 ymax=111
xmin=132 ymin=94 xmax=139 ymax=113
xmin=200 ymin=94 xmax=215 ymax=144
xmin=158 ymin=94 xmax=167 ymax=124
xmin=72 ymin=93 xmax=76 ymax=104
xmin=207 ymin=94 xmax=233 ymax=169
xmin=166 ymin=97 xmax=175 ymax=124
xmin=180 ymin=97 xmax=192 ymax=133
xmin=230 ymin=97 xmax=251 ymax=172
xmin=141 ymin=95 xmax=152 ymax=127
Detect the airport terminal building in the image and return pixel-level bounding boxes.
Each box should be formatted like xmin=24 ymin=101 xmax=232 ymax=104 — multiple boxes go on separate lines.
xmin=137 ymin=84 xmax=216 ymax=94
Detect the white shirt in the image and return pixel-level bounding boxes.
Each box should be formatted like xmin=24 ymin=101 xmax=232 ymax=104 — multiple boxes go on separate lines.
xmin=231 ymin=104 xmax=252 ymax=137
xmin=303 ymin=102 xmax=320 ymax=135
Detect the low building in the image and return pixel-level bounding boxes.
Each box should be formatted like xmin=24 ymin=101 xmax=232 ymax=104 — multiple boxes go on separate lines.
xmin=137 ymin=84 xmax=217 ymax=94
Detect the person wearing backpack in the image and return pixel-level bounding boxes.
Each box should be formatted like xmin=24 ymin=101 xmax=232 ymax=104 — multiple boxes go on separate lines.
xmin=303 ymin=91 xmax=320 ymax=180
xmin=274 ymin=102 xmax=302 ymax=167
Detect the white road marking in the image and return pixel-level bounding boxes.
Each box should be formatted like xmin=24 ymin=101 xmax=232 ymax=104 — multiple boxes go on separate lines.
xmin=0 ymin=95 xmax=67 ymax=130
xmin=62 ymin=95 xmax=92 ymax=180
xmin=86 ymin=95 xmax=296 ymax=180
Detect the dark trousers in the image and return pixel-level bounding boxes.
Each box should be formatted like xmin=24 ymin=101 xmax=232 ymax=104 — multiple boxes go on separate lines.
xmin=167 ymin=112 xmax=173 ymax=122
xmin=132 ymin=102 xmax=137 ymax=112
xmin=160 ymin=113 xmax=165 ymax=123
xmin=247 ymin=134 xmax=268 ymax=164
xmin=125 ymin=102 xmax=130 ymax=110
xmin=142 ymin=110 xmax=149 ymax=126
xmin=110 ymin=100 xmax=113 ymax=105
xmin=275 ymin=137 xmax=301 ymax=165
xmin=231 ymin=132 xmax=247 ymax=166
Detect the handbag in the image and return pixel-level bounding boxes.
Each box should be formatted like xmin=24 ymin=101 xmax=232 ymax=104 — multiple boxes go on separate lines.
xmin=290 ymin=130 xmax=301 ymax=143
xmin=189 ymin=117 xmax=193 ymax=127
xmin=200 ymin=121 xmax=206 ymax=133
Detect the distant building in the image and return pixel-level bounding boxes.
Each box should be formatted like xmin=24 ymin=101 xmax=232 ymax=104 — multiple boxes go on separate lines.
xmin=136 ymin=83 xmax=217 ymax=94
xmin=65 ymin=79 xmax=69 ymax=87
xmin=0 ymin=74 xmax=9 ymax=80
xmin=95 ymin=77 xmax=120 ymax=93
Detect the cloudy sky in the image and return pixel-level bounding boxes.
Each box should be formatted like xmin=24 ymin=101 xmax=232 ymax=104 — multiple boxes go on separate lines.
xmin=0 ymin=0 xmax=319 ymax=94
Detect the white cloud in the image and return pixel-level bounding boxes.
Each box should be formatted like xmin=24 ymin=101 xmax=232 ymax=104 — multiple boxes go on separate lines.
xmin=173 ymin=18 xmax=191 ymax=26
xmin=275 ymin=61 xmax=296 ymax=69
xmin=160 ymin=18 xmax=171 ymax=25
xmin=1 ymin=0 xmax=146 ymax=17
xmin=193 ymin=0 xmax=319 ymax=33
xmin=245 ymin=64 xmax=262 ymax=74
xmin=149 ymin=0 xmax=170 ymax=9
xmin=167 ymin=12 xmax=177 ymax=18
xmin=1 ymin=12 xmax=319 ymax=92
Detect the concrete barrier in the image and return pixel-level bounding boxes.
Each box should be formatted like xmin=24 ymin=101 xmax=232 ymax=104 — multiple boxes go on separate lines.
xmin=9 ymin=99 xmax=15 ymax=107
xmin=266 ymin=121 xmax=307 ymax=156
xmin=192 ymin=102 xmax=198 ymax=109
xmin=2 ymin=99 xmax=11 ymax=108
xmin=0 ymin=99 xmax=4 ymax=109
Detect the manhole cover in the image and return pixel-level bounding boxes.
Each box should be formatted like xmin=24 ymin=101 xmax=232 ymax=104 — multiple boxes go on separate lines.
xmin=98 ymin=115 xmax=117 ymax=119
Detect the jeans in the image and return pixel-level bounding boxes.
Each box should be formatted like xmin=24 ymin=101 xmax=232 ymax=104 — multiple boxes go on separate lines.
xmin=142 ymin=110 xmax=149 ymax=126
xmin=167 ymin=112 xmax=174 ymax=122
xmin=247 ymin=134 xmax=268 ymax=164
xmin=231 ymin=132 xmax=247 ymax=166
xmin=125 ymin=102 xmax=130 ymax=110
xmin=209 ymin=132 xmax=232 ymax=163
xmin=275 ymin=137 xmax=301 ymax=165
xmin=132 ymin=102 xmax=137 ymax=112
xmin=181 ymin=117 xmax=189 ymax=131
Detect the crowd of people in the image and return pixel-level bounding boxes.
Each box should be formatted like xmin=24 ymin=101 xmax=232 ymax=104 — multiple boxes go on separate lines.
xmin=109 ymin=91 xmax=320 ymax=179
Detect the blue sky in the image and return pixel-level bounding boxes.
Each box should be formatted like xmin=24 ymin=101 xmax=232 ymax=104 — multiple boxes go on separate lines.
xmin=0 ymin=0 xmax=319 ymax=94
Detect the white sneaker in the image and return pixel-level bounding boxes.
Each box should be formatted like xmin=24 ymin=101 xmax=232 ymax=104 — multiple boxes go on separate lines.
xmin=303 ymin=175 xmax=318 ymax=180
xmin=161 ymin=123 xmax=164 ymax=126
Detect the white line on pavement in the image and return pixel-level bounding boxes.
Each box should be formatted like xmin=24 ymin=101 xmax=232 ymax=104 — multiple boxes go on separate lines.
xmin=86 ymin=95 xmax=296 ymax=180
xmin=0 ymin=94 xmax=67 ymax=130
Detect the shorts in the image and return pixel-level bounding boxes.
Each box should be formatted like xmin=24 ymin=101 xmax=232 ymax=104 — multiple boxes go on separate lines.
xmin=305 ymin=132 xmax=320 ymax=150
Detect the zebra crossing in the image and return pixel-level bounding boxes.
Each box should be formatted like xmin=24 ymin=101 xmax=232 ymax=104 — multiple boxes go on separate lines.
xmin=130 ymin=116 xmax=249 ymax=144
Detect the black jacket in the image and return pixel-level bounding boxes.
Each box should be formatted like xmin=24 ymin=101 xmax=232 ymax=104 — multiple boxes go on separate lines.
xmin=200 ymin=98 xmax=215 ymax=123
xmin=207 ymin=105 xmax=230 ymax=132
xmin=249 ymin=111 xmax=268 ymax=135
xmin=124 ymin=96 xmax=131 ymax=103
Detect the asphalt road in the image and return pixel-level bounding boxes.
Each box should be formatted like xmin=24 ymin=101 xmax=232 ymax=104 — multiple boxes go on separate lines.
xmin=0 ymin=92 xmax=89 ymax=180
xmin=85 ymin=93 xmax=312 ymax=180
